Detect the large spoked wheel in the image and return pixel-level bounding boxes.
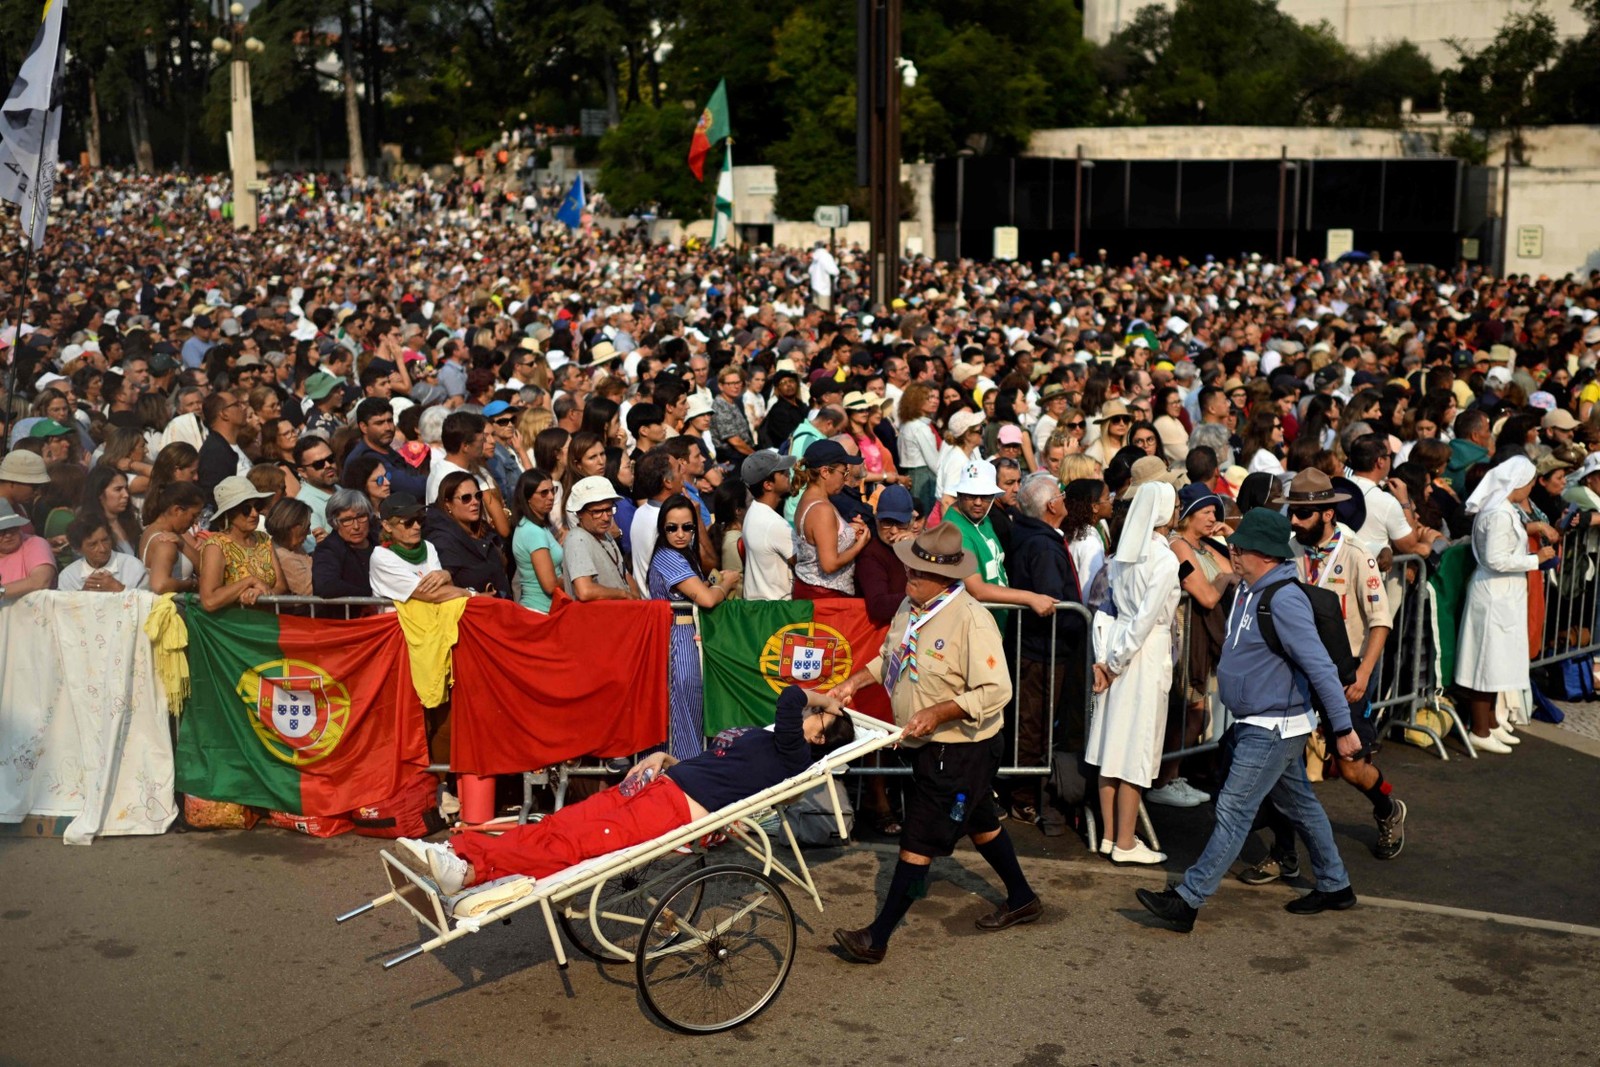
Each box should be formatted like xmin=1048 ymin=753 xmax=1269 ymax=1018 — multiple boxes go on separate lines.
xmin=636 ymin=864 xmax=796 ymax=1035
xmin=558 ymin=852 xmax=707 ymax=963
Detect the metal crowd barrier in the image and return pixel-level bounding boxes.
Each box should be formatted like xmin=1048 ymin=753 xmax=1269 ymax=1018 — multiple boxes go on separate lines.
xmin=1531 ymin=520 xmax=1600 ymax=669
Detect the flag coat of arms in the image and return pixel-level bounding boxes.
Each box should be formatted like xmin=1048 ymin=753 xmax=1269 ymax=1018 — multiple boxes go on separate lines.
xmin=175 ymin=605 xmax=428 ymax=816
xmin=700 ymin=600 xmax=891 ymax=733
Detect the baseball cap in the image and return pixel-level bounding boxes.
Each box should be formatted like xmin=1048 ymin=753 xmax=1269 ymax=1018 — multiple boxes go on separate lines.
xmin=28 ymin=418 xmax=74 ymax=439
xmin=1541 ymin=408 xmax=1580 ymax=431
xmin=802 ymin=439 xmax=863 ymax=469
xmin=997 ymin=425 xmax=1023 ymax=446
xmin=379 ymin=493 xmax=426 ymax=520
xmin=740 ymin=449 xmax=797 ymax=487
xmin=875 ymin=484 xmax=915 ymax=524
xmin=482 ymin=400 xmax=516 ymax=418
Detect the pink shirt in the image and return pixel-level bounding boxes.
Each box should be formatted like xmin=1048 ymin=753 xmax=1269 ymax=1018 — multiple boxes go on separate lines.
xmin=0 ymin=534 xmax=56 ymax=585
xmin=856 ymin=433 xmax=886 ymax=476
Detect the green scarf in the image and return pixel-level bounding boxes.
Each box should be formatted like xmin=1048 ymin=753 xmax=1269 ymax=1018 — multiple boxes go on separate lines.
xmin=387 ymin=540 xmax=429 ymax=565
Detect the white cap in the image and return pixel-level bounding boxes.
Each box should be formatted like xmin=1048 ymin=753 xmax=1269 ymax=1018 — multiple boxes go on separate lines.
xmin=952 ymin=460 xmax=1002 ymax=497
xmin=947 ymin=410 xmax=985 ymax=438
xmin=1574 ymin=451 xmax=1600 ymax=484
xmin=566 ymin=475 xmax=622 ymax=515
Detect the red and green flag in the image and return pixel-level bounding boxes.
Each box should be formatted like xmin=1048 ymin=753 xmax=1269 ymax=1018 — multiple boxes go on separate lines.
xmin=687 ymin=79 xmax=730 ymax=180
xmin=700 ymin=600 xmax=892 ymax=734
xmin=175 ymin=605 xmax=429 ymax=816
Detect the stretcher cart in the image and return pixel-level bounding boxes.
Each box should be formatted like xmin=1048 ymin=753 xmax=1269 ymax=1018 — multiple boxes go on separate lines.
xmin=335 ymin=710 xmax=901 ymax=1034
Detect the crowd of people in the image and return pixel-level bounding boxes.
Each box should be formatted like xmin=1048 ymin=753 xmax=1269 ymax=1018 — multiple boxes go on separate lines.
xmin=2 ymin=166 xmax=1596 ymax=869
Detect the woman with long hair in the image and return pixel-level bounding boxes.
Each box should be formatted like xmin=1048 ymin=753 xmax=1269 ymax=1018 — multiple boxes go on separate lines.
xmin=846 ymin=392 xmax=903 ymax=490
xmin=580 ymin=397 xmax=624 ymax=448
xmin=709 ymin=479 xmax=749 ymax=597
xmin=1239 ymin=406 xmax=1286 ymax=474
xmin=510 ymin=468 xmax=563 ymax=615
xmin=1086 ymin=482 xmax=1182 ymax=864
xmin=647 ymin=493 xmax=738 ymax=759
xmin=258 ymin=417 xmax=303 ymax=497
xmin=1062 ymin=477 xmax=1112 ymax=597
xmin=606 ymin=446 xmax=638 ymax=559
xmin=984 ymin=385 xmax=1038 ymax=471
xmin=1128 ymin=420 xmax=1160 ymax=458
xmin=138 ymin=481 xmax=206 ymax=595
xmin=80 ymin=465 xmax=143 ymax=555
xmin=534 ymin=426 xmax=571 ymax=530
xmin=265 ymin=497 xmax=315 ymax=596
xmin=1300 ymin=394 xmax=1342 ymax=453
xmin=425 ymin=469 xmax=510 ymax=598
xmin=896 ymin=382 xmax=941 ymax=515
xmin=141 ymin=442 xmax=201 ymax=526
xmin=342 ymin=452 xmax=393 ymax=516
xmin=100 ymin=426 xmax=152 ymax=501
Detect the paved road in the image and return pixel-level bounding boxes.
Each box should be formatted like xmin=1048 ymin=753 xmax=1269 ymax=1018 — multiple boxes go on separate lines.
xmin=5 ymin=807 xmax=1599 ymax=1067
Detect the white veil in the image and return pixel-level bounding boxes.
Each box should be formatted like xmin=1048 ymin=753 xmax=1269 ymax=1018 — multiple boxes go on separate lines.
xmin=1463 ymin=455 xmax=1536 ymax=516
xmin=1114 ymin=481 xmax=1178 ymax=564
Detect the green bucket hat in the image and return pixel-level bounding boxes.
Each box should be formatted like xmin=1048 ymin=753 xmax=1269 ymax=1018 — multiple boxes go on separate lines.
xmin=1229 ymin=508 xmax=1293 ymax=559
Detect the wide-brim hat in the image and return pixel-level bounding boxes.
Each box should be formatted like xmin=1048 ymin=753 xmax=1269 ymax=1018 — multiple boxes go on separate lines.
xmin=1329 ymin=476 xmax=1367 ymax=532
xmin=1093 ymin=399 xmax=1132 ymax=424
xmin=210 ymin=476 xmax=275 ymax=528
xmin=894 ymin=522 xmax=977 ymax=581
xmin=1284 ymin=468 xmax=1351 ymax=507
xmin=1129 ymin=454 xmax=1186 ymax=489
xmin=1230 ymin=507 xmax=1294 ymax=559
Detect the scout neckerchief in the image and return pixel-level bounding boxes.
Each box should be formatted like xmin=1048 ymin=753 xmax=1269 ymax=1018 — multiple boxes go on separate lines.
xmin=883 ymin=581 xmax=962 ymax=693
xmin=1301 ymin=526 xmax=1341 ymax=587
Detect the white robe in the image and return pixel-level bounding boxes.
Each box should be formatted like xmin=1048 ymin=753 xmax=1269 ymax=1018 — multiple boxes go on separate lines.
xmin=1455 ymin=503 xmax=1539 ymax=693
xmin=1085 ymin=536 xmax=1181 ymax=786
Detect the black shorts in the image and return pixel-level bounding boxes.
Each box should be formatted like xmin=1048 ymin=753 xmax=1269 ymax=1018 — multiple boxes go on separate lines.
xmin=899 ymin=735 xmax=1004 ymax=858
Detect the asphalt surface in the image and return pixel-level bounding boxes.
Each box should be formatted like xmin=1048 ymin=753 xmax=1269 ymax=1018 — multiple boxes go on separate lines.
xmin=3 ymin=720 xmax=1597 ymax=1066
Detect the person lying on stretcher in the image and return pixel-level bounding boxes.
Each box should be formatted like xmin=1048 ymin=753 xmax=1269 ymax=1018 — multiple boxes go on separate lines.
xmin=394 ymin=686 xmax=857 ymax=895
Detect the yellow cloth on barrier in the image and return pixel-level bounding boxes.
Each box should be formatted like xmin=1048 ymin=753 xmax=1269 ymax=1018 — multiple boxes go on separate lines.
xmin=394 ymin=598 xmax=470 ymax=707
xmin=143 ymin=593 xmax=190 ymax=717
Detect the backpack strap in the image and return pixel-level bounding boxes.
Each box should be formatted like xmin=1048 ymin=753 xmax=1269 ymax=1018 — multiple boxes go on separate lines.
xmin=1253 ymin=578 xmax=1295 ymax=660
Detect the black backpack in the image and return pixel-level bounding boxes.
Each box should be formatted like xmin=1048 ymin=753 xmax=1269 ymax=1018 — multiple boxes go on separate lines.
xmin=1251 ymin=579 xmax=1359 ymax=719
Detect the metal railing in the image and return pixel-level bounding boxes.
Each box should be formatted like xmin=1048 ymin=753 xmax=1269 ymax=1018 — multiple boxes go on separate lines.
xmin=1531 ymin=520 xmax=1600 ymax=669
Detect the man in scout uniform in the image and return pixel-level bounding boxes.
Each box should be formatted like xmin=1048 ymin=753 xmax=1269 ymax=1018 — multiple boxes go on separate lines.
xmin=1242 ymin=469 xmax=1407 ymax=887
xmin=828 ymin=524 xmax=1043 ymax=964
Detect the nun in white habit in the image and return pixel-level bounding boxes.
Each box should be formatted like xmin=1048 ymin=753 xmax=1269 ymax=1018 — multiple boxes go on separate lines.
xmin=1085 ymin=481 xmax=1182 ymax=864
xmin=1455 ymin=456 xmax=1556 ymax=753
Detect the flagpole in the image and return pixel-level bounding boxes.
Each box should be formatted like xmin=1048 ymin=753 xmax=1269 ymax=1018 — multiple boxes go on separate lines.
xmin=0 ymin=153 xmax=48 ymax=458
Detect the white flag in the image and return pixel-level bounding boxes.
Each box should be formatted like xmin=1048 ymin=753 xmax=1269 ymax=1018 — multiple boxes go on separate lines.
xmin=710 ymin=142 xmax=734 ymax=249
xmin=0 ymin=0 xmax=68 ymax=248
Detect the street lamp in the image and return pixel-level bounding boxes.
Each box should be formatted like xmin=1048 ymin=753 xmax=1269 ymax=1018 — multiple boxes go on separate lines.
xmin=1073 ymin=145 xmax=1095 ymax=263
xmin=212 ymin=2 xmax=265 ymax=232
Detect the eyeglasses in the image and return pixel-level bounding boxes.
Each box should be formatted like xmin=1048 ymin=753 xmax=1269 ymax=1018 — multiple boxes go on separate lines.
xmin=664 ymin=523 xmax=694 ymax=533
xmin=583 ymin=505 xmax=615 ymax=517
xmin=336 ymin=514 xmax=369 ymax=528
xmin=1289 ymin=505 xmax=1323 ymax=520
xmin=301 ymin=456 xmax=334 ymax=470
xmin=454 ymin=490 xmax=481 ymax=503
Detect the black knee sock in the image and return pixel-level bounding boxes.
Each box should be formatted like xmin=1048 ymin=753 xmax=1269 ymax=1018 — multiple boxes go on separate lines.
xmin=1361 ymin=772 xmax=1395 ymax=820
xmin=975 ymin=827 xmax=1035 ymax=910
xmin=867 ymin=859 xmax=929 ymax=949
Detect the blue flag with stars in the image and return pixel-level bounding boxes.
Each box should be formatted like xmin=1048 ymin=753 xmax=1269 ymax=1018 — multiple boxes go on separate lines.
xmin=555 ymin=174 xmax=584 ymax=229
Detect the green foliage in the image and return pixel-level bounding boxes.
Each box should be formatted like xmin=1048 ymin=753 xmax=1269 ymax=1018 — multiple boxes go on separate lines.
xmin=1441 ymin=4 xmax=1559 ymax=138
xmin=595 ymin=102 xmax=708 ymax=218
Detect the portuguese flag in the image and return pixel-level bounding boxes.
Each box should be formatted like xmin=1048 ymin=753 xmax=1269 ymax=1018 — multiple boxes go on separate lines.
xmin=175 ymin=605 xmax=429 ymax=816
xmin=687 ymin=79 xmax=730 ymax=180
xmin=700 ymin=600 xmax=892 ymax=734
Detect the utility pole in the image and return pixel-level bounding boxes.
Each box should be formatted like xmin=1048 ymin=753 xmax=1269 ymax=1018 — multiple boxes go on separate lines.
xmin=858 ymin=0 xmax=901 ymax=309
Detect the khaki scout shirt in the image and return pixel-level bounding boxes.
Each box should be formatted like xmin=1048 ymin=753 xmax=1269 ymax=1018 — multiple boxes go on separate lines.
xmin=864 ymin=588 xmax=1012 ymax=747
xmin=1291 ymin=522 xmax=1393 ymax=658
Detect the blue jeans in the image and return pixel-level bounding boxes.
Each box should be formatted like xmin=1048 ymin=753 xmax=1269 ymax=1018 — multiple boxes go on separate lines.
xmin=1177 ymin=722 xmax=1351 ymax=910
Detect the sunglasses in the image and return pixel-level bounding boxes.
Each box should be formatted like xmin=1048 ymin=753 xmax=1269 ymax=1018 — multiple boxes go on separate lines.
xmin=391 ymin=514 xmax=422 ymax=527
xmin=492 ymin=416 xmax=515 ymax=426
xmin=373 ymin=475 xmax=390 ymax=487
xmin=454 ymin=490 xmax=481 ymax=503
xmin=1289 ymin=505 xmax=1324 ymax=520
xmin=301 ymin=456 xmax=334 ymax=469
xmin=664 ymin=522 xmax=695 ymax=533
xmin=1065 ymin=421 xmax=1086 ymax=430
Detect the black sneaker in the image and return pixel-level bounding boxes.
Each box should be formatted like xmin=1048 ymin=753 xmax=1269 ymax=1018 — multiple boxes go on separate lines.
xmin=1284 ymin=885 xmax=1357 ymax=915
xmin=1135 ymin=887 xmax=1197 ymax=933
xmin=1374 ymin=798 xmax=1407 ymax=861
xmin=1237 ymin=853 xmax=1301 ymax=886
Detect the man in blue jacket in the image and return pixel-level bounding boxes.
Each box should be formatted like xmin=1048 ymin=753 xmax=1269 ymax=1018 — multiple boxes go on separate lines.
xmin=1138 ymin=508 xmax=1361 ymax=932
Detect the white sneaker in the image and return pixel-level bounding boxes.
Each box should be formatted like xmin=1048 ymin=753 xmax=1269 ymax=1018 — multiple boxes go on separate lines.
xmin=1098 ymin=836 xmax=1114 ymax=856
xmin=395 ymin=837 xmax=433 ymax=869
xmin=1172 ymin=778 xmax=1212 ymax=805
xmin=439 ymin=791 xmax=461 ymax=817
xmin=1111 ymin=840 xmax=1168 ymax=865
xmin=1492 ymin=726 xmax=1521 ymax=746
xmin=426 ymin=844 xmax=472 ymax=895
xmin=1472 ymin=732 xmax=1514 ymax=755
xmin=1146 ymin=780 xmax=1205 ymax=808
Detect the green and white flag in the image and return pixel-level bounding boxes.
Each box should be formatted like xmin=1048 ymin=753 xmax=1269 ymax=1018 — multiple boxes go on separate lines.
xmin=0 ymin=0 xmax=67 ymax=248
xmin=710 ymin=142 xmax=734 ymax=249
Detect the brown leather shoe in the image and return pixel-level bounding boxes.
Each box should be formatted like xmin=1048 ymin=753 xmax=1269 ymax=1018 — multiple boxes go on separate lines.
xmin=975 ymin=896 xmax=1043 ymax=931
xmin=832 ymin=926 xmax=886 ymax=964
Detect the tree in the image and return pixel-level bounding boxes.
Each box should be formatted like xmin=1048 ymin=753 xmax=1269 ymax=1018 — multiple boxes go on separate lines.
xmin=1441 ymin=5 xmax=1559 ymax=157
xmin=595 ymin=102 xmax=707 ymax=218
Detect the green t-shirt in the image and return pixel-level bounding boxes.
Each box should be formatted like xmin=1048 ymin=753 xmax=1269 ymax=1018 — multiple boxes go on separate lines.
xmin=947 ymin=508 xmax=1007 ymax=587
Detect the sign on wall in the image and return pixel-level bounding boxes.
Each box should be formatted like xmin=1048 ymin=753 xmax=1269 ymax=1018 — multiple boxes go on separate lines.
xmin=1517 ymin=225 xmax=1544 ymax=259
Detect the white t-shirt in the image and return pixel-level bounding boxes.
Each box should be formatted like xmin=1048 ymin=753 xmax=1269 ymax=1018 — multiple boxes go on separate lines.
xmin=630 ymin=499 xmax=662 ymax=591
xmin=742 ymin=500 xmax=795 ymax=601
xmin=935 ymin=445 xmax=982 ymax=501
xmin=369 ymin=542 xmax=442 ymax=602
xmin=57 ymin=551 xmax=150 ymax=592
xmin=1349 ymin=474 xmax=1411 ymax=554
xmin=425 ymin=457 xmax=493 ymax=505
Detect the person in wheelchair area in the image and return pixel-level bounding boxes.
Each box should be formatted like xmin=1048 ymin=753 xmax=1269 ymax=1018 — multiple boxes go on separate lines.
xmin=392 ymin=685 xmax=856 ymax=894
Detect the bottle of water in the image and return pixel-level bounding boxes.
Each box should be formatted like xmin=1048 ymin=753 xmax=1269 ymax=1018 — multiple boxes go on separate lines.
xmin=949 ymin=792 xmax=967 ymax=822
xmin=619 ymin=767 xmax=656 ymax=798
